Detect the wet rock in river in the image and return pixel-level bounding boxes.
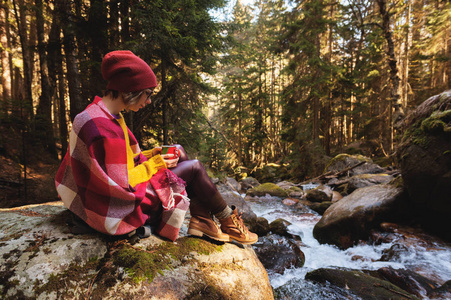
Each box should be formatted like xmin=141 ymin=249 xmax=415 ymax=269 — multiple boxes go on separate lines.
xmin=376 ymin=266 xmax=444 ymax=299
xmin=309 ymin=201 xmax=332 ymax=215
xmin=379 ymin=243 xmax=409 ymax=261
xmin=248 ymin=216 xmax=270 ymax=237
xmin=305 ymin=267 xmax=420 ymax=300
xmin=253 ymin=235 xmax=305 ymax=274
xmin=282 ymin=198 xmax=299 ymax=206
xmin=313 ymin=184 xmax=407 ymax=249
xmin=269 ymin=218 xmax=292 ymax=237
xmin=306 ymin=188 xmax=330 ymax=203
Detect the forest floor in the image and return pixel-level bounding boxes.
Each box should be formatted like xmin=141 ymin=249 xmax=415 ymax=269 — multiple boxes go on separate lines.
xmin=0 ymin=123 xmax=60 ymax=208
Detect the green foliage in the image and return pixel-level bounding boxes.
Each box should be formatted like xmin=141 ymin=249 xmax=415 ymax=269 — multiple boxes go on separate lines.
xmin=126 ymin=0 xmax=227 ymax=155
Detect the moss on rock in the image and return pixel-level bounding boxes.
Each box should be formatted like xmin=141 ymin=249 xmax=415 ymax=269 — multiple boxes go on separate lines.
xmin=114 ymin=237 xmax=223 ymax=284
xmin=246 ymin=182 xmax=288 ymax=198
xmin=421 ymin=110 xmax=451 ymax=134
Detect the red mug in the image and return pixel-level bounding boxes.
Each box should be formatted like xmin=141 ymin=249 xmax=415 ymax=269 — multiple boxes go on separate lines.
xmin=161 ymin=145 xmax=180 ymax=159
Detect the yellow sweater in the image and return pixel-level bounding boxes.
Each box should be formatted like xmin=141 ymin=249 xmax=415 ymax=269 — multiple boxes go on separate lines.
xmin=117 ymin=115 xmax=166 ymax=188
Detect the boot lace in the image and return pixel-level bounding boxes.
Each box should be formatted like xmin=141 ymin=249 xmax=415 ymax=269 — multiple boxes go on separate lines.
xmin=232 ymin=212 xmax=248 ymax=234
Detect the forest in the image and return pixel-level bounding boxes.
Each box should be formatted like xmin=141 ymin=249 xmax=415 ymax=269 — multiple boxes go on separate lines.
xmin=0 ymin=0 xmax=450 ymax=202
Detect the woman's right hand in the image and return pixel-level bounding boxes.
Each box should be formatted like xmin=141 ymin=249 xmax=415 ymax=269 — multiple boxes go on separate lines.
xmin=142 ymin=147 xmax=162 ymax=159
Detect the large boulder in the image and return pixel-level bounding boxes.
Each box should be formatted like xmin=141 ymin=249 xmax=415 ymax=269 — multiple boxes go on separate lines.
xmin=313 ymin=184 xmax=406 ymax=249
xmin=397 ymin=90 xmax=451 ymax=240
xmin=0 ymin=202 xmax=273 ymax=300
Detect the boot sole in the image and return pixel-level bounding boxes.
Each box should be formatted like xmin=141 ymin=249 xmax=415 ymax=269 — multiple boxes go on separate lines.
xmin=188 ymin=228 xmax=230 ymax=242
xmin=228 ymin=236 xmax=258 ymax=245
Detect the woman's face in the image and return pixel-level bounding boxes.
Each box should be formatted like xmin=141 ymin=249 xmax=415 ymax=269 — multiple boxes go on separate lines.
xmin=127 ymin=90 xmax=153 ymax=112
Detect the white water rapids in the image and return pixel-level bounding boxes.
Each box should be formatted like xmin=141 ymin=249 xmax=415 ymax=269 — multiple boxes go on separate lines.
xmin=248 ymin=193 xmax=451 ymax=299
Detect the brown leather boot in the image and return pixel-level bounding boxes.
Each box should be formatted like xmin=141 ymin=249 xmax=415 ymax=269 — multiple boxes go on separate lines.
xmin=219 ymin=206 xmax=258 ymax=245
xmin=188 ymin=215 xmax=229 ymax=242
xmin=188 ymin=200 xmax=229 ymax=242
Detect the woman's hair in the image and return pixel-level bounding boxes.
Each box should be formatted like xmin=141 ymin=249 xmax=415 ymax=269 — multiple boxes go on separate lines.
xmin=104 ymin=89 xmax=153 ymax=106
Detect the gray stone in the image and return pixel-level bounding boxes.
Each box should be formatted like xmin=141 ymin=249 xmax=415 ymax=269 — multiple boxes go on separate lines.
xmin=313 ymin=184 xmax=406 ymax=249
xmin=0 ymin=202 xmax=273 ymax=299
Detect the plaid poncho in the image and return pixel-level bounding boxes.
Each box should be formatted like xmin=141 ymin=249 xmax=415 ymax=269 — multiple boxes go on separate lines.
xmin=55 ymin=96 xmax=186 ymax=236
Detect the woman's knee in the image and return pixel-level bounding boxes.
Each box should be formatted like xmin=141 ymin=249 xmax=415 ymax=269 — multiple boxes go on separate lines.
xmin=190 ymin=159 xmax=203 ymax=173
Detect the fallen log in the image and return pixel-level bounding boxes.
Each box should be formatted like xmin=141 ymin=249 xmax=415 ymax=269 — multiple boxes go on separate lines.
xmin=297 ymin=161 xmax=366 ymax=186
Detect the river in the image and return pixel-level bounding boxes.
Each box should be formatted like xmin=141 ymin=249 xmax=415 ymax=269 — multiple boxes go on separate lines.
xmin=248 ymin=193 xmax=451 ymax=299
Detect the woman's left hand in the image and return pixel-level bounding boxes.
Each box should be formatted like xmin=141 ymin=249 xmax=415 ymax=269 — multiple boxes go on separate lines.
xmin=162 ymin=156 xmax=179 ymax=168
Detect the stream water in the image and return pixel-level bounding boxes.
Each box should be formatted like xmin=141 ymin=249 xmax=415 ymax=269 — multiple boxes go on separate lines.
xmin=248 ymin=192 xmax=451 ymax=299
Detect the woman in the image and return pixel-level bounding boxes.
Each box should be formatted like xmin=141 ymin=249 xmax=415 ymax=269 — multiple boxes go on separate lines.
xmin=55 ymin=50 xmax=257 ymax=245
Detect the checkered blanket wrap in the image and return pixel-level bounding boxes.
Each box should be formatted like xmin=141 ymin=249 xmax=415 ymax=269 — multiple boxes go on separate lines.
xmin=151 ymin=169 xmax=190 ymax=241
xmin=55 ymin=97 xmax=189 ymax=239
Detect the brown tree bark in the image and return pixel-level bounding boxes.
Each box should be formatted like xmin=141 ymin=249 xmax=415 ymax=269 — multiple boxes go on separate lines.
xmin=12 ymin=0 xmax=33 ymax=118
xmin=0 ymin=2 xmax=12 ymax=116
xmin=376 ymin=0 xmax=401 ymax=151
xmin=35 ymin=0 xmax=57 ymax=157
xmin=55 ymin=0 xmax=86 ymax=122
xmin=47 ymin=12 xmax=68 ymax=158
xmin=87 ymin=0 xmax=108 ymax=99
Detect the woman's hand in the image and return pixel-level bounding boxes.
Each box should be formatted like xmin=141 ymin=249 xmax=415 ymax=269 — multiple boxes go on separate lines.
xmin=162 ymin=156 xmax=179 ymax=168
xmin=142 ymin=147 xmax=162 ymax=159
xmin=152 ymin=147 xmax=162 ymax=157
xmin=144 ymin=146 xmax=179 ymax=168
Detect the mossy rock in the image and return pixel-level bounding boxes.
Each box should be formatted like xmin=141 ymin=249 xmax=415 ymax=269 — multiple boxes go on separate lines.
xmin=396 ymin=91 xmax=451 ymax=241
xmin=0 ymin=203 xmax=274 ymax=299
xmin=246 ymin=182 xmax=289 ymax=198
xmin=247 ymin=217 xmax=270 ymax=237
xmin=269 ymin=218 xmax=292 ymax=237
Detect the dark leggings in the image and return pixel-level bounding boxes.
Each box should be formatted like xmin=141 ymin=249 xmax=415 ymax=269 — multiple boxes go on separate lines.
xmin=169 ymin=145 xmax=227 ymax=215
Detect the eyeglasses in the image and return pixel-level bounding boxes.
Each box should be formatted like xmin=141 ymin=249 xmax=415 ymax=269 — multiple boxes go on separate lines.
xmin=145 ymin=90 xmax=154 ymax=101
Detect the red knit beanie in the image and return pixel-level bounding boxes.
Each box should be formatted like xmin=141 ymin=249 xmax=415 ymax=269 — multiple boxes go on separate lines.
xmin=101 ymin=50 xmax=157 ymax=92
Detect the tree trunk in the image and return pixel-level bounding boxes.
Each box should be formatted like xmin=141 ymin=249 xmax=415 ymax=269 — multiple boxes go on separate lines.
xmin=12 ymin=0 xmax=33 ymax=118
xmin=401 ymin=0 xmax=411 ymax=110
xmin=120 ymin=0 xmax=130 ymax=43
xmin=47 ymin=11 xmax=68 ymax=159
xmin=161 ymin=60 xmax=168 ymax=144
xmin=238 ymin=91 xmax=242 ymax=166
xmin=377 ymin=0 xmax=401 ymax=151
xmin=0 ymin=3 xmax=12 ymax=116
xmin=55 ymin=0 xmax=85 ymax=122
xmin=35 ymin=0 xmax=57 ymax=157
xmin=88 ymin=0 xmax=107 ymax=99
xmin=108 ymin=0 xmax=120 ymax=48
